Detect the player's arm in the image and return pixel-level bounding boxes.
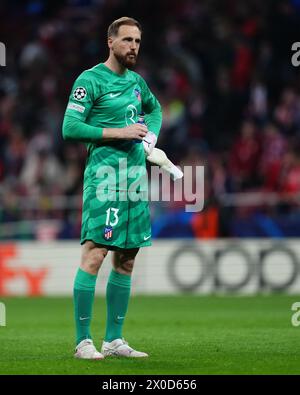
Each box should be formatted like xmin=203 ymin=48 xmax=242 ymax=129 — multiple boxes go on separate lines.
xmin=63 ymin=78 xmax=147 ymax=142
xmin=139 ymin=77 xmax=162 ymax=139
xmin=63 ymin=117 xmax=147 ymax=142
xmin=137 ymin=76 xmax=162 ymax=155
xmin=102 ymin=124 xmax=147 ymax=141
xmin=63 ymin=78 xmax=104 ymax=142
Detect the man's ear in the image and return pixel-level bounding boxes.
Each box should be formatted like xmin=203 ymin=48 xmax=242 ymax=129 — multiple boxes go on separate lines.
xmin=108 ymin=37 xmax=113 ymax=49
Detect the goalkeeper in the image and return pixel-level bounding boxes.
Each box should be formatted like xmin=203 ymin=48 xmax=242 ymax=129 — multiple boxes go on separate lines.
xmin=62 ymin=17 xmax=162 ymax=359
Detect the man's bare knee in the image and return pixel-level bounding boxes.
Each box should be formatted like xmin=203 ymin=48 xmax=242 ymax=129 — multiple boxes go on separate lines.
xmin=112 ymin=248 xmax=139 ymax=275
xmin=120 ymin=260 xmax=134 ymax=274
xmin=81 ymin=241 xmax=108 ymax=274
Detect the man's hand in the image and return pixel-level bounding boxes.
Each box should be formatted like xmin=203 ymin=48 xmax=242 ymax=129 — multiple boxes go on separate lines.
xmin=143 ymin=131 xmax=157 ymax=156
xmin=121 ymin=124 xmax=148 ymax=140
xmin=102 ymin=123 xmax=147 ymax=142
xmin=102 ymin=124 xmax=147 ymax=141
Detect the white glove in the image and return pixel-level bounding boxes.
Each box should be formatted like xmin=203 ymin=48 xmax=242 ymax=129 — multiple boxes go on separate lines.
xmin=143 ymin=131 xmax=157 ymax=156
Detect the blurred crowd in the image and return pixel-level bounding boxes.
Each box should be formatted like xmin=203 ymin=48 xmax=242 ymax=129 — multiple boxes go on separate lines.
xmin=1 ymin=0 xmax=300 ymax=239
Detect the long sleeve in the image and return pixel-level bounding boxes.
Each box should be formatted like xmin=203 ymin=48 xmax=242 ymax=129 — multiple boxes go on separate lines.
xmin=139 ymin=77 xmax=162 ymax=138
xmin=62 ymin=115 xmax=103 ymax=142
xmin=62 ymin=76 xmax=102 ymax=142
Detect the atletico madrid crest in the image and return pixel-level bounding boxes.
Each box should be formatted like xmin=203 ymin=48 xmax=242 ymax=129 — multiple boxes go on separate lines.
xmin=103 ymin=226 xmax=113 ymax=240
xmin=134 ymin=88 xmax=141 ymax=101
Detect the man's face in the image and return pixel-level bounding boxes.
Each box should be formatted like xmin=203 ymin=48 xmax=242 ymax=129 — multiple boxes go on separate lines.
xmin=109 ymin=25 xmax=141 ymax=69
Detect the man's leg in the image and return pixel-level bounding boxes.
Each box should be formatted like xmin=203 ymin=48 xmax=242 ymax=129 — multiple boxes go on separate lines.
xmin=74 ymin=241 xmax=108 ymax=359
xmin=102 ymin=248 xmax=148 ymax=357
xmin=104 ymin=248 xmax=138 ymax=342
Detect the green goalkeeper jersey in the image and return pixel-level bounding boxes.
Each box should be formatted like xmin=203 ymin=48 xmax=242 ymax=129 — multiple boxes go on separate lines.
xmin=63 ymin=63 xmax=162 ymax=192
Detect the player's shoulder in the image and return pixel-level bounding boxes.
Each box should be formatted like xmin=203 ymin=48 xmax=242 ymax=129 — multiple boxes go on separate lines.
xmin=75 ymin=64 xmax=103 ymax=80
xmin=127 ymin=69 xmax=145 ymax=83
xmin=73 ymin=64 xmax=109 ymax=95
xmin=127 ymin=70 xmax=149 ymax=91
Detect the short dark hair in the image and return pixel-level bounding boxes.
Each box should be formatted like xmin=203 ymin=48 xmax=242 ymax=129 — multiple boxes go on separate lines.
xmin=107 ymin=17 xmax=142 ymax=38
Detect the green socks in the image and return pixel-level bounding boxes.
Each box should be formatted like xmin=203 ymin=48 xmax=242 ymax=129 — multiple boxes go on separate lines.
xmin=105 ymin=270 xmax=132 ymax=342
xmin=74 ymin=268 xmax=132 ymax=345
xmin=73 ymin=268 xmax=97 ymax=345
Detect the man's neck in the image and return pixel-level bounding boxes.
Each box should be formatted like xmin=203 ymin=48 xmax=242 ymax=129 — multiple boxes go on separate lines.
xmin=103 ymin=56 xmax=126 ymax=75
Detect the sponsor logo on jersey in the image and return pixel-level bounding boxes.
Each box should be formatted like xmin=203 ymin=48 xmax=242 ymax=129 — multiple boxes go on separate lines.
xmin=67 ymin=102 xmax=85 ymax=113
xmin=134 ymin=88 xmax=141 ymax=101
xmin=73 ymin=86 xmax=87 ymax=101
xmin=103 ymin=226 xmax=113 ymax=240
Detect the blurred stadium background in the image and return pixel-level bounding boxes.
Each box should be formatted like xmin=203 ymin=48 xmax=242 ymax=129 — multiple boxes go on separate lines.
xmin=1 ymin=0 xmax=300 ymax=376
xmin=1 ymin=0 xmax=300 ymax=242
xmin=1 ymin=0 xmax=300 ymax=296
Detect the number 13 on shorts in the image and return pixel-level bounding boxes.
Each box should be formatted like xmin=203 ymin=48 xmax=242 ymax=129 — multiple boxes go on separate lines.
xmin=106 ymin=207 xmax=120 ymax=226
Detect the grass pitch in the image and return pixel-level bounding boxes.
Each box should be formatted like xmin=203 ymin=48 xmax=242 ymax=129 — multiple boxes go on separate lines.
xmin=0 ymin=295 xmax=299 ymax=375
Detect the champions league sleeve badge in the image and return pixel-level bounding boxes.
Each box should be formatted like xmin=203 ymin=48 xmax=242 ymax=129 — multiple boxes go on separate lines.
xmin=103 ymin=226 xmax=113 ymax=240
xmin=73 ymin=86 xmax=87 ymax=101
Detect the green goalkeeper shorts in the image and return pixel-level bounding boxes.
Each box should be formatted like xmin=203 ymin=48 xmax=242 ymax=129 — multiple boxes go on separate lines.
xmin=80 ymin=188 xmax=152 ymax=249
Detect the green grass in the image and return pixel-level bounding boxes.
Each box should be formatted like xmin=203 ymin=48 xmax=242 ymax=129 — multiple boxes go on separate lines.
xmin=0 ymin=295 xmax=300 ymax=374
